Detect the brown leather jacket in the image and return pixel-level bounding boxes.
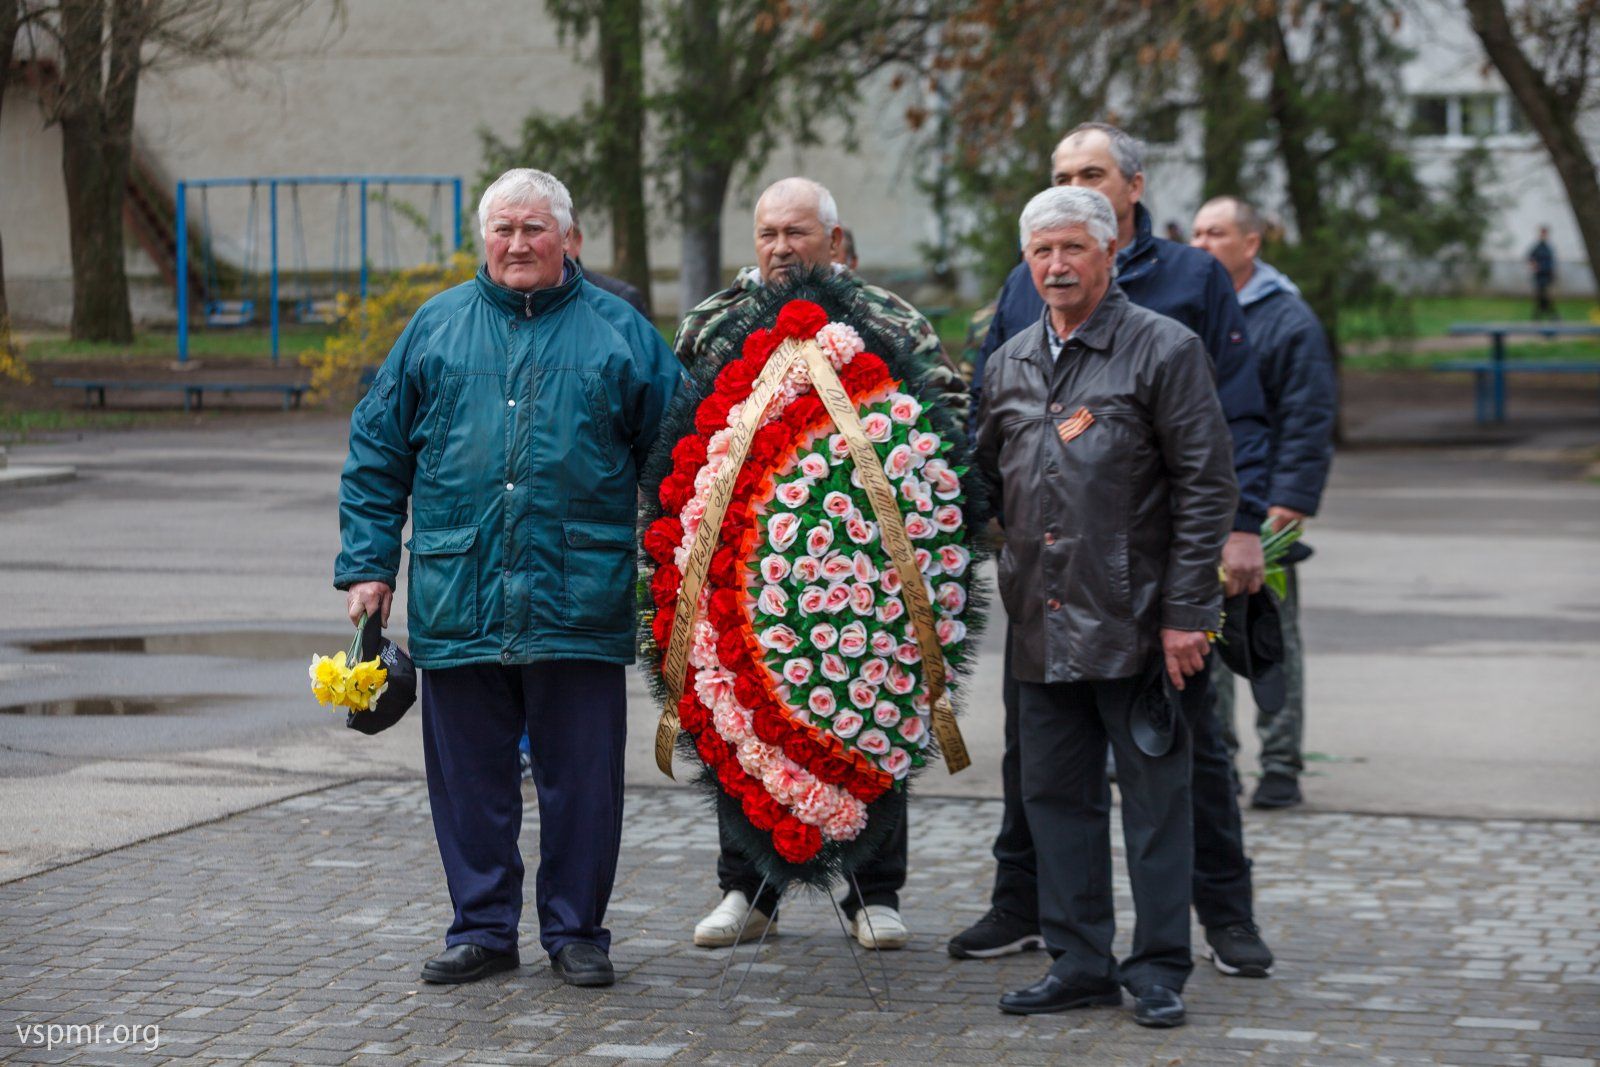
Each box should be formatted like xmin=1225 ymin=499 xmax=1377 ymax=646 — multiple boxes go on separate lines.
xmin=974 ymin=285 xmax=1237 ymax=684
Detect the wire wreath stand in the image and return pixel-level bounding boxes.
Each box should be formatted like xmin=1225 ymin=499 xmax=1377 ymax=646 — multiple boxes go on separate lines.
xmin=715 ymin=871 xmax=894 ymax=1011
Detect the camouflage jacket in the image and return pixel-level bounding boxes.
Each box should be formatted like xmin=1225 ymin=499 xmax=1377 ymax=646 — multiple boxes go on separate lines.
xmin=673 ymin=266 xmax=968 ymax=419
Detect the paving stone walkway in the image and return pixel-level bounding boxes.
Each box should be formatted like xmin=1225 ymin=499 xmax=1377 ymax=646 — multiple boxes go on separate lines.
xmin=2 ymin=782 xmax=1597 ymax=1065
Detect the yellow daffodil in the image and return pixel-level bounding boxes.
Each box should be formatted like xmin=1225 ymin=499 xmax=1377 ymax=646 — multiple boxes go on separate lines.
xmin=309 ymin=649 xmax=389 ymax=712
xmin=345 ymin=659 xmax=390 ymax=712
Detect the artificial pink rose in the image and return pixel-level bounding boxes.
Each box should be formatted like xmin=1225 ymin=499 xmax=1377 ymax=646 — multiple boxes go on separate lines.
xmin=930 ymin=467 xmax=961 ymax=500
xmin=881 ymin=747 xmax=912 ymax=779
xmin=936 ymin=582 xmax=966 ymax=614
xmin=761 ymin=555 xmax=791 ymax=583
xmin=768 ymin=513 xmax=801 ymax=552
xmin=852 ymin=552 xmax=879 ymax=583
xmin=880 ymin=567 xmax=902 ymax=594
xmin=799 ymin=453 xmax=830 ymax=480
xmin=828 ymin=433 xmax=851 ymax=461
xmin=876 ymin=598 xmax=906 ymax=625
xmin=937 ymin=617 xmax=967 ymax=645
xmin=901 ymin=713 xmax=927 ymax=741
xmin=782 ymin=658 xmax=814 ymax=686
xmin=757 ymin=584 xmax=789 ymax=617
xmin=809 ymin=622 xmax=838 ymax=650
xmin=900 ymin=478 xmax=933 ymax=514
xmin=821 ymin=653 xmax=850 ymax=682
xmin=806 ymin=524 xmax=834 ymax=557
xmin=833 ymin=711 xmax=864 ymax=740
xmin=759 ymin=624 xmax=800 ymax=653
xmin=821 ymin=553 xmax=855 ymax=583
xmin=798 ymin=585 xmax=827 ymax=614
xmin=776 ymin=480 xmax=811 ymax=508
xmin=848 ymin=679 xmax=878 ymax=710
xmin=937 ymin=544 xmax=970 ymax=577
xmin=824 ymin=585 xmax=853 ymax=614
xmin=856 ymin=728 xmax=891 ymax=755
xmin=838 ymin=621 xmax=868 ymax=658
xmin=860 ymin=657 xmax=890 ymax=686
xmin=904 ymin=514 xmax=935 ymax=540
xmin=808 ymin=687 xmax=837 ymax=718
xmin=849 ymin=582 xmax=876 ymax=616
xmin=822 ymin=491 xmax=854 ymax=518
xmin=912 ymin=691 xmax=930 ymax=714
xmin=932 ymin=504 xmax=963 ymax=533
xmin=870 ymin=630 xmax=897 ymax=658
xmin=909 ymin=429 xmax=941 ymax=457
xmin=894 ymin=642 xmax=922 ymax=665
xmin=845 ymin=517 xmax=878 ymax=545
xmin=885 ymin=663 xmax=915 ymax=695
xmin=792 ymin=555 xmax=822 ymax=583
xmin=861 ymin=412 xmax=893 ymax=443
xmin=872 ymin=700 xmax=901 ymax=729
xmin=914 ymin=547 xmax=939 ymax=575
xmin=884 ymin=444 xmax=915 ymax=479
xmin=888 ymin=393 xmax=922 ymax=424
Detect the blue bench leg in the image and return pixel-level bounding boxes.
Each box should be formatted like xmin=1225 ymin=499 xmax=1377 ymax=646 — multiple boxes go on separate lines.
xmin=1474 ymin=371 xmax=1488 ymax=424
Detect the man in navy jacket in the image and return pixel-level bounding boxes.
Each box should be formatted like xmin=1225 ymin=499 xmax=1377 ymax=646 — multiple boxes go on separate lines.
xmin=1192 ymin=195 xmax=1336 ymax=811
xmin=951 ymin=123 xmax=1277 ymax=980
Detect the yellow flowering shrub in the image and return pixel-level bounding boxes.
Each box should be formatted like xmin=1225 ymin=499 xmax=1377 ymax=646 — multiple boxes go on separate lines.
xmin=0 ymin=317 xmax=31 ymax=385
xmin=301 ymin=251 xmax=477 ymax=404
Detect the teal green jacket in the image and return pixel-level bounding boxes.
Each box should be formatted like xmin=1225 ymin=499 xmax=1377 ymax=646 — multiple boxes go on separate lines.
xmin=336 ymin=261 xmax=683 ymax=669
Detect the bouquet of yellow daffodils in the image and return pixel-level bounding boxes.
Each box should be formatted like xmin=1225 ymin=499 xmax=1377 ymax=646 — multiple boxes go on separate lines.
xmin=309 ymin=615 xmax=389 ymax=712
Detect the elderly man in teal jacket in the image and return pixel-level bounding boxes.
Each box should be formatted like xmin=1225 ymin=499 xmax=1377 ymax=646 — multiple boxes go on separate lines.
xmin=336 ymin=168 xmax=682 ymax=989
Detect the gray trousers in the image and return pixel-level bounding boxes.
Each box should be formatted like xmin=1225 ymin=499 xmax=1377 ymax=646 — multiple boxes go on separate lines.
xmin=1216 ymin=565 xmax=1305 ymax=778
xmin=1019 ymin=675 xmax=1194 ymax=993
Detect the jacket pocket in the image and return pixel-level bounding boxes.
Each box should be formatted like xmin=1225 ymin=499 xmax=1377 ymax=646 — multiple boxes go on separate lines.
xmin=561 ymin=519 xmax=635 ymax=632
xmin=406 ymin=525 xmax=479 ymax=638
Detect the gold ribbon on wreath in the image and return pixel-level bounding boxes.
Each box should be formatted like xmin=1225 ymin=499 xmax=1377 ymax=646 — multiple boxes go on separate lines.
xmin=656 ymin=344 xmax=804 ymax=778
xmin=655 ymin=337 xmax=970 ymax=779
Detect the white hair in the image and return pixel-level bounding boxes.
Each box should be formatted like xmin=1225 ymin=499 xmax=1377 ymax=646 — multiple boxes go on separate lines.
xmin=755 ymin=177 xmax=840 ymax=231
xmin=478 ymin=168 xmax=573 ymax=236
xmin=1019 ymin=186 xmax=1118 ymax=251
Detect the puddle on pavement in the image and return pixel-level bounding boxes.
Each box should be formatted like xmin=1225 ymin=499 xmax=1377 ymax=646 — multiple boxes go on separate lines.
xmin=0 ymin=695 xmax=226 ymax=716
xmin=21 ymin=631 xmax=343 ymax=660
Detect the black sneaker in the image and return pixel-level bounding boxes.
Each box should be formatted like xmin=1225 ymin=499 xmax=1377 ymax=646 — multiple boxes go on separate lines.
xmin=1205 ymin=922 xmax=1274 ymax=977
xmin=1251 ymin=772 xmax=1303 ymax=810
xmin=948 ymin=907 xmax=1044 ymax=959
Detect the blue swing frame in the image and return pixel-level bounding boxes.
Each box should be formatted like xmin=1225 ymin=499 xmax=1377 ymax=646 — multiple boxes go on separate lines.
xmin=175 ymin=174 xmax=464 ymax=365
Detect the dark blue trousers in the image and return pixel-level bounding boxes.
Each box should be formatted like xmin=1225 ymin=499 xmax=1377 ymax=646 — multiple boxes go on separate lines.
xmin=420 ymin=660 xmax=626 ymax=958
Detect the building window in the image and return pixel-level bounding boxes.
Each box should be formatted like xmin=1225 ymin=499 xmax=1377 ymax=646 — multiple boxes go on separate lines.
xmin=1409 ymin=92 xmax=1530 ymax=139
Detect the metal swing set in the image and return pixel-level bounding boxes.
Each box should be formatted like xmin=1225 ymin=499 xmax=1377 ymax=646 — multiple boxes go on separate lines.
xmin=175 ymin=174 xmax=464 ymax=364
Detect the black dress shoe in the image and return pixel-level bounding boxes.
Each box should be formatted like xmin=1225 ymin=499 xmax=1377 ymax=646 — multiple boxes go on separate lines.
xmin=420 ymin=943 xmax=519 ymax=984
xmin=1251 ymin=771 xmax=1304 ymax=810
xmin=1131 ymin=985 xmax=1186 ymax=1028
xmin=998 ymin=974 xmax=1121 ymax=1015
xmin=551 ymin=942 xmax=615 ymax=987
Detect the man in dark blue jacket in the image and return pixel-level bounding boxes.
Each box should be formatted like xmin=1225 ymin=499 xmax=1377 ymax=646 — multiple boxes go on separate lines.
xmin=951 ymin=123 xmax=1277 ymax=980
xmin=1192 ymin=195 xmax=1336 ymax=811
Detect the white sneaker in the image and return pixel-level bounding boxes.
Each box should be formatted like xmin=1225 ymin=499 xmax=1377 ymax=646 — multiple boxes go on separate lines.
xmin=693 ymin=890 xmax=776 ymax=948
xmin=849 ymin=904 xmax=909 ymax=950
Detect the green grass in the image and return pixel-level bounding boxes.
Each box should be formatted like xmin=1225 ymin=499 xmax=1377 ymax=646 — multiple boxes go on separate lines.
xmin=1340 ymin=296 xmax=1598 ymax=341
xmin=20 ymin=326 xmax=334 ymax=363
xmin=1344 ymin=337 xmax=1600 ymax=371
xmin=0 ymin=408 xmax=177 ymax=441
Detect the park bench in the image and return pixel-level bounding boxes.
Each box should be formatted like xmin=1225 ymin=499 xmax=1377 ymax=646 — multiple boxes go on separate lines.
xmin=53 ymin=378 xmax=308 ymax=412
xmin=1435 ymin=322 xmax=1600 ymax=423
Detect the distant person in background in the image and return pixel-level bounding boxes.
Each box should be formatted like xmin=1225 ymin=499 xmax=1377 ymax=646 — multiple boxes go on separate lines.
xmin=1191 ymin=195 xmax=1336 ymax=811
xmin=1164 ymin=220 xmax=1185 ymax=243
xmin=1527 ymin=226 xmax=1558 ymax=320
xmin=836 ymin=226 xmax=860 ymax=271
xmin=566 ymin=209 xmax=651 ymax=317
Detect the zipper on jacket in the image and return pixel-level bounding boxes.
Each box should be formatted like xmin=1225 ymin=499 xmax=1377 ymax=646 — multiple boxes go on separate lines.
xmin=524 ymin=292 xmax=533 ymax=318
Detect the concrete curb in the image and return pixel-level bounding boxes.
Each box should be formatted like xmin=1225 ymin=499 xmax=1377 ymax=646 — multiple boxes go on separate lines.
xmin=0 ymin=464 xmax=77 ymax=489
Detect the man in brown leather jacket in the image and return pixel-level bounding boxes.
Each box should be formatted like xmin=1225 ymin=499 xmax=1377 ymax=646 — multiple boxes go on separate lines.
xmin=974 ymin=186 xmax=1237 ymax=1028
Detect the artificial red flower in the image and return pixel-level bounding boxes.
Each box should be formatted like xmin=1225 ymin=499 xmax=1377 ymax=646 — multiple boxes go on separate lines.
xmin=775 ymin=300 xmax=829 ymax=341
xmin=643 ymin=517 xmax=684 ymax=565
xmin=709 ymin=546 xmax=739 ymax=587
xmin=742 ymin=327 xmax=778 ymax=363
xmin=734 ymin=673 xmax=771 ymax=714
xmin=658 ymin=472 xmax=694 ymax=513
xmin=695 ymin=393 xmax=734 ymax=436
xmin=650 ymin=564 xmax=682 ymax=610
xmin=672 ymin=434 xmax=708 ymax=469
xmin=773 ymin=816 xmax=823 ymax=863
xmin=695 ymin=728 xmax=726 ymax=768
xmin=747 ymin=792 xmax=783 ymax=832
xmin=650 ymin=607 xmax=674 ymax=647
xmin=752 ymin=705 xmax=790 ymax=746
xmin=678 ymin=692 xmax=708 ymax=733
xmin=783 ymin=393 xmax=824 ymax=430
xmin=708 ymin=587 xmax=743 ymax=630
xmin=716 ymin=358 xmax=761 ymax=396
xmin=716 ymin=627 xmax=752 ymax=674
